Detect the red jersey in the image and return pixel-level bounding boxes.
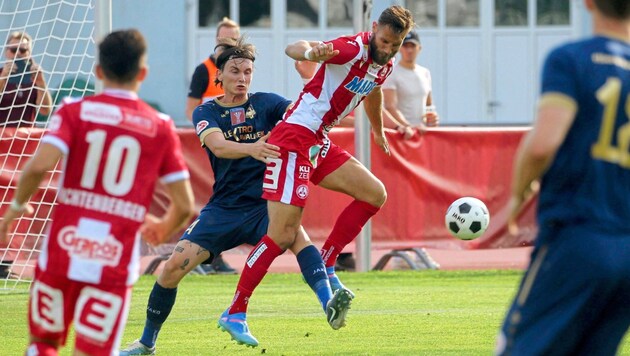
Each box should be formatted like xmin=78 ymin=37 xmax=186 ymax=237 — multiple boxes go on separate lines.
xmin=284 ymin=32 xmax=394 ymax=139
xmin=38 ymin=89 xmax=189 ymax=286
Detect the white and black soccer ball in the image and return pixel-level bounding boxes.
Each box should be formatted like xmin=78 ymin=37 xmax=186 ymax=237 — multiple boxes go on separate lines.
xmin=445 ymin=197 xmax=490 ymax=240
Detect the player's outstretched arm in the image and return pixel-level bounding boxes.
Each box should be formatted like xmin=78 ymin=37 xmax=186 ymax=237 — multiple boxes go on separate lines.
xmin=285 ymin=40 xmax=339 ymax=62
xmin=204 ymin=131 xmax=280 ymax=163
xmin=0 ymin=143 xmax=60 ymax=244
xmin=141 ymin=179 xmax=194 ymax=246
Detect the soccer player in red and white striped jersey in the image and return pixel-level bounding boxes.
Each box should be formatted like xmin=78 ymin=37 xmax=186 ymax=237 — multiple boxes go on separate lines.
xmin=222 ymin=5 xmax=414 ymax=343
xmin=0 ymin=29 xmax=194 ymax=356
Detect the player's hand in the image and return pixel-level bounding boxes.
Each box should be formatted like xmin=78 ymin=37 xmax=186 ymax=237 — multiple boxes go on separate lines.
xmin=306 ymin=43 xmax=339 ymax=62
xmin=373 ymin=131 xmax=390 ymax=156
xmin=0 ymin=203 xmax=34 ymax=245
xmin=140 ymin=214 xmax=166 ymax=246
xmin=251 ymin=132 xmax=280 ymax=163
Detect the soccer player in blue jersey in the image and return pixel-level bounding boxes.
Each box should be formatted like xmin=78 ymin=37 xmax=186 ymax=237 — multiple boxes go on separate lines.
xmin=496 ymin=1 xmax=630 ymax=355
xmin=120 ymin=38 xmax=348 ymax=354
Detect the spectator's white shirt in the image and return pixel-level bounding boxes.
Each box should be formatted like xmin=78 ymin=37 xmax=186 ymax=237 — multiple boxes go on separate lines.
xmin=382 ymin=63 xmax=432 ymax=126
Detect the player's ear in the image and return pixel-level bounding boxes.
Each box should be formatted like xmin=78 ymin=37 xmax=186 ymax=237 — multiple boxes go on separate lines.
xmin=137 ymin=65 xmax=148 ymax=82
xmin=95 ymin=64 xmax=104 ymax=80
xmin=216 ymin=69 xmax=223 ymax=83
xmin=372 ymin=21 xmax=378 ymax=32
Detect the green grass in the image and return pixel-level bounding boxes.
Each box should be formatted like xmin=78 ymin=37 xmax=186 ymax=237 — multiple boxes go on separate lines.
xmin=1 ymin=270 xmax=629 ymax=355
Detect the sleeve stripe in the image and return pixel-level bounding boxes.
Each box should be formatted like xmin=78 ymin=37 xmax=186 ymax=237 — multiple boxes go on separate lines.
xmin=160 ymin=170 xmax=190 ymax=184
xmin=41 ymin=135 xmax=69 ymax=155
xmin=199 ymin=127 xmax=222 ymax=146
xmin=538 ymin=92 xmax=577 ymax=112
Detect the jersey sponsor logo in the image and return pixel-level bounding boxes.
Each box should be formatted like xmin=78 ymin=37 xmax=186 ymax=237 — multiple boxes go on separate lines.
xmin=121 ymin=114 xmax=157 ymax=137
xmin=30 ymin=280 xmax=64 ymax=332
xmin=296 ymin=184 xmax=309 ymax=200
xmin=74 ymin=287 xmax=123 ymax=342
xmin=230 ymin=108 xmax=246 ymax=125
xmin=247 ymin=243 xmax=268 ymax=268
xmin=298 ymin=165 xmax=310 ymax=180
xmin=344 ymin=76 xmax=377 ymax=96
xmin=196 ymin=120 xmax=209 ymax=135
xmin=80 ymin=101 xmax=123 ymax=125
xmin=57 ymin=226 xmax=123 ymax=266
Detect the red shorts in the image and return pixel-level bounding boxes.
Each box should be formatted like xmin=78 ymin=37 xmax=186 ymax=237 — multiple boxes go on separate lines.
xmin=28 ymin=270 xmax=132 ymax=355
xmin=262 ymin=122 xmax=351 ymax=207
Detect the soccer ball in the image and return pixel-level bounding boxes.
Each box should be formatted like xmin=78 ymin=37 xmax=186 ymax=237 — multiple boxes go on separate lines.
xmin=445 ymin=197 xmax=490 ymax=240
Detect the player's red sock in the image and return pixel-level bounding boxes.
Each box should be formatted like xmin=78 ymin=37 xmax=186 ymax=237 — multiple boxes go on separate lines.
xmin=228 ymin=235 xmax=283 ymax=314
xmin=320 ymin=200 xmax=381 ymax=268
xmin=26 ymin=342 xmax=58 ymax=355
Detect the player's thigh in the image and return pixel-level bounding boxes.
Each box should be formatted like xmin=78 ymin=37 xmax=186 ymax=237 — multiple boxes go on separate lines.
xmin=159 ymin=239 xmax=211 ymax=285
xmin=28 ymin=272 xmax=131 ymax=356
xmin=72 ymin=284 xmax=131 ymax=356
xmin=266 ymin=200 xmax=304 ymax=249
xmin=237 ymin=204 xmax=269 ymax=247
xmin=28 ymin=274 xmax=75 ymax=348
xmin=317 ymin=155 xmax=386 ymax=206
xmin=499 ymin=225 xmax=627 ymax=355
xmin=178 ymin=206 xmax=249 ymax=260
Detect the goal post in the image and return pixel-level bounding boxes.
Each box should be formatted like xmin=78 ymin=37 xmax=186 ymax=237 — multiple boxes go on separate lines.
xmin=0 ymin=0 xmax=108 ymax=293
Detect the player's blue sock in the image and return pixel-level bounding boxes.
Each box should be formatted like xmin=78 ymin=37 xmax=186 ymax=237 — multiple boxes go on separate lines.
xmin=297 ymin=245 xmax=333 ymax=311
xmin=140 ymin=282 xmax=177 ymax=348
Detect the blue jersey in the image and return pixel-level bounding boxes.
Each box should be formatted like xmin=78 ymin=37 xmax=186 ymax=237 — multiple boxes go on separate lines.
xmin=192 ymin=92 xmax=291 ymax=208
xmin=537 ymin=36 xmax=630 ymax=232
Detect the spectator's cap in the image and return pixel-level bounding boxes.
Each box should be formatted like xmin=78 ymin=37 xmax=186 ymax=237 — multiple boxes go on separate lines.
xmin=403 ymin=31 xmax=421 ymax=46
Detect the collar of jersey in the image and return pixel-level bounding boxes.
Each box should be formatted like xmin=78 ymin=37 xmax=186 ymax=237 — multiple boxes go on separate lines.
xmin=103 ymin=88 xmax=139 ymax=100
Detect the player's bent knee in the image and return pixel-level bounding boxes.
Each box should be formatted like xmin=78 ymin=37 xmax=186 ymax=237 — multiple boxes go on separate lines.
xmin=159 ymin=259 xmax=190 ymax=287
xmin=364 ymin=181 xmax=387 ymax=207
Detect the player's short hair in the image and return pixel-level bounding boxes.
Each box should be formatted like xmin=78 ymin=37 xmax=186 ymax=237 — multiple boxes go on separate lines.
xmin=216 ymin=17 xmax=240 ymax=39
xmin=5 ymin=31 xmax=32 ymax=45
xmin=98 ymin=29 xmax=146 ymax=84
xmin=378 ymin=5 xmax=415 ymax=35
xmin=594 ymin=0 xmax=630 ymax=19
xmin=214 ymin=37 xmax=256 ymax=87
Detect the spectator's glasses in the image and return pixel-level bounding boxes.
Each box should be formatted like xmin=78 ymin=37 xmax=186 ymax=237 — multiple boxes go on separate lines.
xmin=7 ymin=47 xmax=29 ymax=54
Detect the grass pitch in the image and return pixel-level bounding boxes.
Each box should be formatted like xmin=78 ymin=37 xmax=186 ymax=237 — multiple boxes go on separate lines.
xmin=2 ymin=270 xmax=629 ymax=355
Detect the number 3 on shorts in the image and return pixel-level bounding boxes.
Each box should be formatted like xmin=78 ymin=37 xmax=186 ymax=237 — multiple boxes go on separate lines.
xmin=263 ymin=157 xmax=282 ymax=191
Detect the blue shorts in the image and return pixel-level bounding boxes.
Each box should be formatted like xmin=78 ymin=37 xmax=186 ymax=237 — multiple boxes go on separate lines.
xmin=180 ymin=204 xmax=268 ymax=263
xmin=497 ymin=223 xmax=630 ymax=356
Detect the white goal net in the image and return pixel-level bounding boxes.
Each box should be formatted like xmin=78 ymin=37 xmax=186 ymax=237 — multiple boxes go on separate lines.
xmin=0 ymin=0 xmax=98 ymax=293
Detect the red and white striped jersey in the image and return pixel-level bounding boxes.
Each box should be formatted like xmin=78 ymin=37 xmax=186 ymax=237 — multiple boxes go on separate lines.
xmin=38 ymin=89 xmax=189 ymax=286
xmin=285 ymin=31 xmax=394 ymax=138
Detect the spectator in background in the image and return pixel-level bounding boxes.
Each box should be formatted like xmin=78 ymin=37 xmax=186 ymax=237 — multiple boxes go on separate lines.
xmin=0 ymin=28 xmax=194 ymax=356
xmin=382 ymin=30 xmax=439 ymax=139
xmin=496 ymin=0 xmax=630 ymax=354
xmin=185 ymin=17 xmax=240 ymax=274
xmin=0 ymin=31 xmax=52 ymax=126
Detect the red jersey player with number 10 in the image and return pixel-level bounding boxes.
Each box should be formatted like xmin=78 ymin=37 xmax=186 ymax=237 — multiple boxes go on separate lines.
xmin=0 ymin=29 xmax=194 ymax=356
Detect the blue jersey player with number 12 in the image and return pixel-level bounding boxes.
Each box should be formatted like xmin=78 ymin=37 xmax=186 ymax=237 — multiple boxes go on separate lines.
xmin=496 ymin=0 xmax=630 ymax=355
xmin=120 ymin=38 xmax=341 ymax=354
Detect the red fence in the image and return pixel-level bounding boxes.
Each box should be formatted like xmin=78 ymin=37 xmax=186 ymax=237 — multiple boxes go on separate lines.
xmin=1 ymin=127 xmax=538 ymax=262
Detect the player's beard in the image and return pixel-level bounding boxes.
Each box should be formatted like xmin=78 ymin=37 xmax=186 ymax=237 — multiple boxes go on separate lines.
xmin=369 ymin=38 xmax=394 ymax=66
